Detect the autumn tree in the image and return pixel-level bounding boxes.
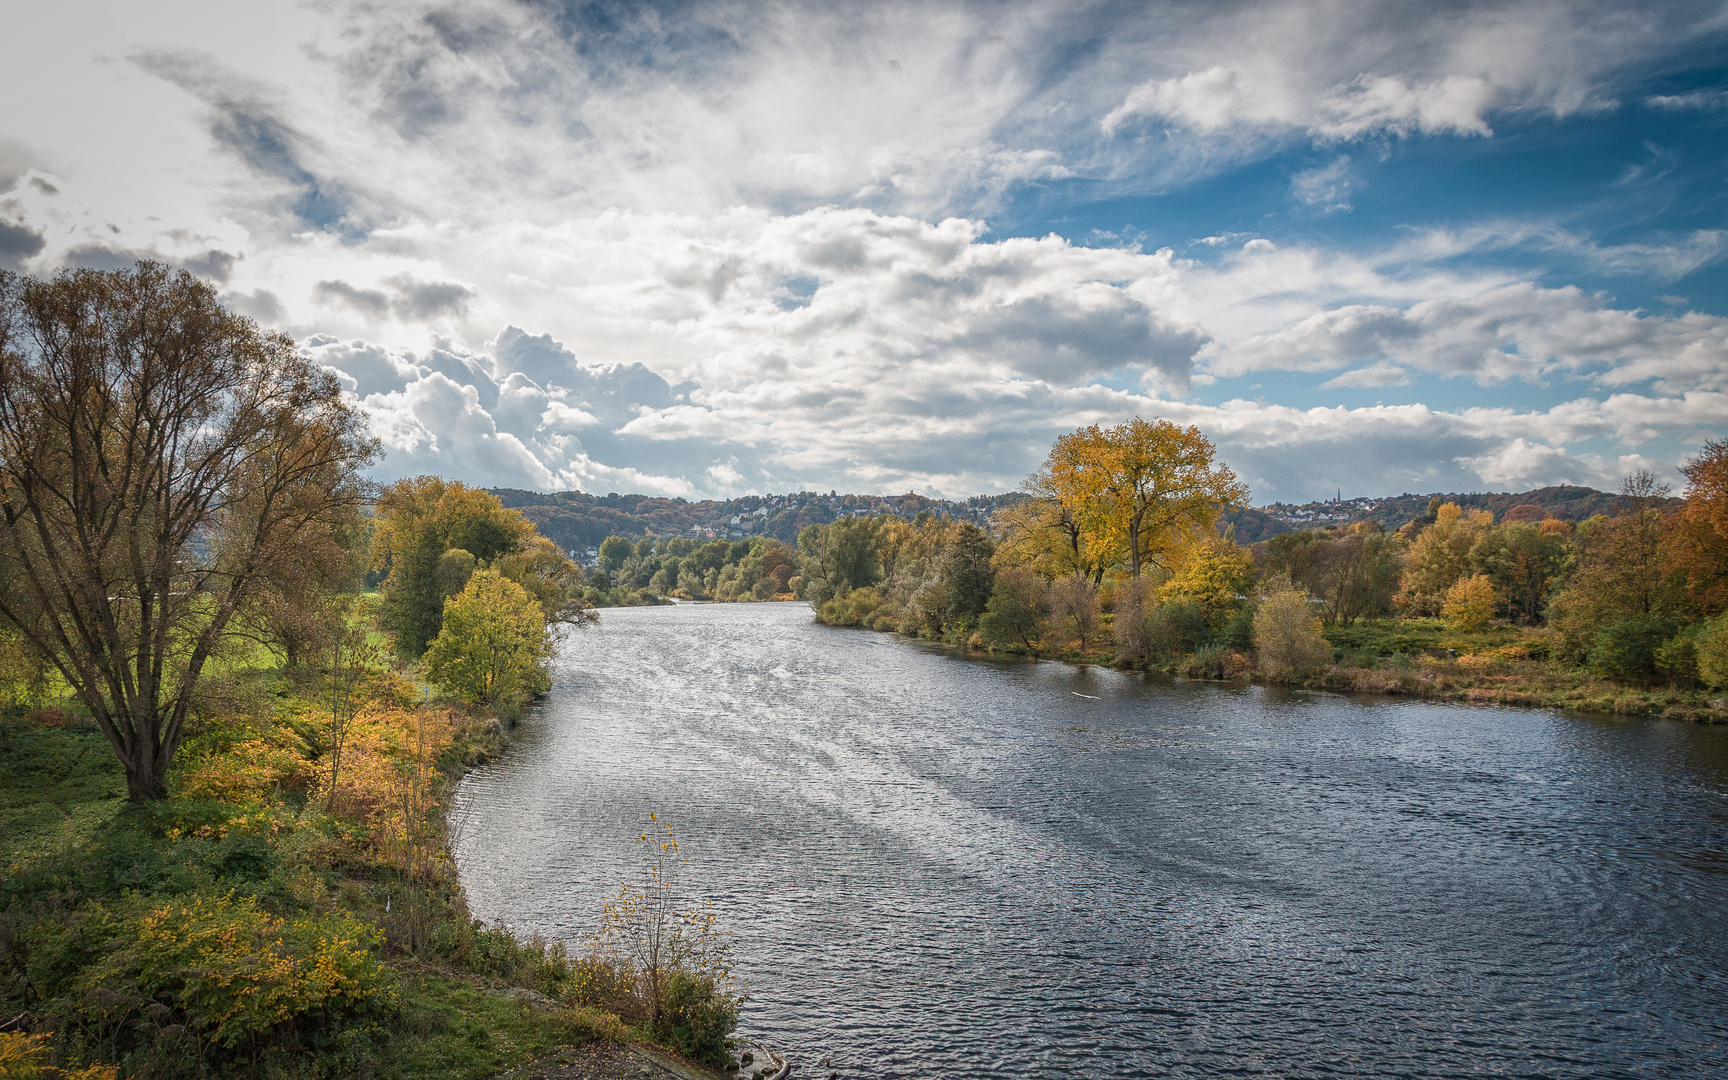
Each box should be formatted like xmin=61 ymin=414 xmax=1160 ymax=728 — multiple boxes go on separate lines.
xmin=1159 ymin=533 xmax=1254 ymax=628
xmin=1471 ymin=521 xmax=1570 ymax=624
xmin=1549 ymin=502 xmax=1682 ymax=670
xmin=0 ymin=263 xmax=378 ymax=799
xmin=423 ymin=569 xmax=553 ymax=706
xmin=1442 ymin=574 xmax=1498 ymax=631
xmin=1253 ymin=578 xmax=1332 ymax=679
xmin=1397 ymin=502 xmax=1492 ymax=614
xmin=370 ymin=477 xmax=536 ymax=658
xmin=1056 ymin=418 xmax=1247 ymax=578
xmin=1664 ymin=440 xmax=1728 ymax=616
xmin=1006 ymin=452 xmax=1123 ymax=581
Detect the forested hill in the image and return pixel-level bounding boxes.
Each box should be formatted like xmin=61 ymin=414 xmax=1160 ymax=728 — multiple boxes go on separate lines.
xmin=490 ymin=488 xmax=1026 ymax=555
xmin=497 ymin=483 xmax=1664 ymax=558
xmin=1244 ymin=484 xmax=1677 ymax=538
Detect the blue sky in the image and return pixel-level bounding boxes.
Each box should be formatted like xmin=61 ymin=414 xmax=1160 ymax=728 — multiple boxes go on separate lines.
xmin=1 ymin=0 xmax=1725 ymax=503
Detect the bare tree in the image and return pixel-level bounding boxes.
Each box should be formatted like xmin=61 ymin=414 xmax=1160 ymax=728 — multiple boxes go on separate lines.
xmin=0 ymin=263 xmax=378 ymax=799
xmin=1620 ymin=469 xmax=1673 ymax=513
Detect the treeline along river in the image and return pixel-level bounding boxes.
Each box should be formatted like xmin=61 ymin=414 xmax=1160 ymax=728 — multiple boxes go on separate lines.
xmin=451 ymin=603 xmax=1728 ymax=1078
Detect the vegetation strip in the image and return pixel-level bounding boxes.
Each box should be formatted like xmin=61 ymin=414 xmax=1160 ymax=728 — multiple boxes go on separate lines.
xmin=784 ymin=420 xmax=1728 ymax=720
xmin=0 ymin=265 xmax=749 ymax=1079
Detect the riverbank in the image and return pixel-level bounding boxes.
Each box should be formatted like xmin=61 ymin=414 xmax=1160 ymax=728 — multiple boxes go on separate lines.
xmin=862 ymin=613 xmax=1728 ymax=723
xmin=0 ymin=657 xmax=739 ymax=1079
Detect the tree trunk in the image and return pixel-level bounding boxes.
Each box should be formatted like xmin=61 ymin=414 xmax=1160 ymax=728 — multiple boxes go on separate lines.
xmin=123 ymin=749 xmax=172 ymax=801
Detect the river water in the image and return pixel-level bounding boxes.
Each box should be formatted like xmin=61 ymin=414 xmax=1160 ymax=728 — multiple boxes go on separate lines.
xmin=451 ymin=602 xmax=1728 ymax=1078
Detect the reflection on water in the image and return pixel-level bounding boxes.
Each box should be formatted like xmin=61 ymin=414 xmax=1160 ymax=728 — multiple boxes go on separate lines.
xmin=452 ymin=603 xmax=1728 ymax=1078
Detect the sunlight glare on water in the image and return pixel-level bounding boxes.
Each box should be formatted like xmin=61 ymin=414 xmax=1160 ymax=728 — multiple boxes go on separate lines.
xmin=452 ymin=603 xmax=1728 ymax=1078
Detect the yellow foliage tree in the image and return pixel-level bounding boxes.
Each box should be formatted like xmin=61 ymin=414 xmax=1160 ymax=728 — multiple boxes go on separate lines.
xmin=424 ymin=569 xmax=553 ymax=707
xmin=1253 ymin=580 xmax=1332 ymax=679
xmin=1159 ymin=533 xmax=1255 ymax=626
xmin=370 ymin=477 xmax=539 ymax=657
xmin=1397 ymin=502 xmax=1493 ymax=614
xmin=1022 ymin=417 xmax=1246 ymax=580
xmin=1442 ymin=573 xmax=1499 ymax=631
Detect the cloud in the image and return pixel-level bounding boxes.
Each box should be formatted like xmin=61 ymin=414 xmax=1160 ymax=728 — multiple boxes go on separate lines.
xmin=1320 ymin=362 xmax=1409 ymax=389
xmin=315 ymin=279 xmax=390 ymax=318
xmin=1313 ymin=74 xmax=1499 ymax=139
xmin=314 ymin=274 xmax=474 ymax=322
xmin=5 ymin=0 xmax=1724 ymax=505
xmin=224 ymin=288 xmax=284 ymax=324
xmin=1209 ymin=281 xmax=1728 ymax=391
xmin=1291 ymin=156 xmax=1354 ymax=212
xmin=1104 ymin=69 xmax=1498 ymax=141
xmin=0 ymin=219 xmax=45 ymax=271
xmin=0 ymin=136 xmax=41 ymax=192
xmin=1156 ymin=394 xmax=1714 ymax=499
xmin=1647 ymin=90 xmax=1728 ymax=110
xmin=130 ymin=49 xmax=368 ymax=235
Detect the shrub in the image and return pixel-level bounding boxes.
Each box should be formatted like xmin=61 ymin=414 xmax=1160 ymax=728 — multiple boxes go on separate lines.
xmin=1654 ymin=632 xmax=1701 ymax=685
xmin=1219 ymin=607 xmax=1255 ymax=651
xmin=83 ymin=892 xmax=396 ymax=1056
xmin=818 ymin=586 xmax=885 ymax=628
xmin=1150 ymin=599 xmax=1211 ymax=660
xmin=0 ymin=1032 xmax=116 ymax=1079
xmin=581 ymin=817 xmax=738 ymax=1055
xmin=1253 ymin=583 xmax=1332 ymax=680
xmin=981 ymin=568 xmax=1048 ymax=652
xmin=1697 ymin=617 xmax=1728 ymax=689
xmin=658 ymin=969 xmax=738 ymax=1066
xmin=1588 ymin=617 xmax=1671 ymax=683
xmin=1179 ymin=643 xmax=1228 ymax=678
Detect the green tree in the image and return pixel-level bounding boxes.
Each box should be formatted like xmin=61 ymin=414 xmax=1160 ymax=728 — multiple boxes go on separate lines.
xmin=371 ymin=477 xmax=536 ymax=658
xmin=931 ymin=522 xmax=995 ymax=630
xmin=598 ymin=535 xmax=634 ymax=574
xmin=1471 ymin=521 xmax=1570 ymax=624
xmin=423 ymin=569 xmax=553 ymax=706
xmin=1696 ymin=616 xmax=1728 ymax=688
xmin=0 ymin=263 xmax=378 ymax=800
xmin=799 ymin=517 xmax=882 ymax=609
xmin=1550 ymin=509 xmax=1681 ymax=661
xmin=980 ymin=567 xmax=1048 ymax=651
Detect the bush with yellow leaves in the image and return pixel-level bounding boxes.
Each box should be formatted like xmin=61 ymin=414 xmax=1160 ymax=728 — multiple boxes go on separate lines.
xmin=81 ymin=892 xmax=396 ymax=1057
xmin=0 ymin=1032 xmax=116 ymax=1080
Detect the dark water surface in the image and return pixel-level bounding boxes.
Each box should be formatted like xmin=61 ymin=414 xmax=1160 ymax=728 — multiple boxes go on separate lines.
xmin=451 ymin=603 xmax=1728 ymax=1077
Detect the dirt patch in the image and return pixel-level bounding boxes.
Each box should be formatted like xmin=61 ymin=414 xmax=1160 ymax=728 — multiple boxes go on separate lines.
xmin=496 ymin=1043 xmax=727 ymax=1080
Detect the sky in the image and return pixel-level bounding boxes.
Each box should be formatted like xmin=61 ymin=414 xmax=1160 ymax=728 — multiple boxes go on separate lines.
xmin=2 ymin=0 xmax=1725 ymax=504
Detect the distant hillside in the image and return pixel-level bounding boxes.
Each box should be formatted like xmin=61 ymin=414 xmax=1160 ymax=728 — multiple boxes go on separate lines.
xmin=495 ymin=483 xmax=1671 ymax=560
xmin=1261 ymin=485 xmax=1677 ymax=532
xmin=490 ymin=488 xmax=1026 ymax=559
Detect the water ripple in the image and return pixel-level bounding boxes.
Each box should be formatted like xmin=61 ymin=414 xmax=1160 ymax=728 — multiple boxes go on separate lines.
xmin=453 ymin=603 xmax=1728 ymax=1078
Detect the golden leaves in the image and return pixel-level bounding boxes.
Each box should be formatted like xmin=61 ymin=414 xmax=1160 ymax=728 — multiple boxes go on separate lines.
xmin=1007 ymin=416 xmax=1246 ymax=579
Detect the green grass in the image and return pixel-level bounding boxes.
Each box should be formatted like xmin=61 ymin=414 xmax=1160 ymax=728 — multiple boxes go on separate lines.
xmin=0 ymin=715 xmax=127 ymax=871
xmin=391 ymin=971 xmax=593 ymax=1080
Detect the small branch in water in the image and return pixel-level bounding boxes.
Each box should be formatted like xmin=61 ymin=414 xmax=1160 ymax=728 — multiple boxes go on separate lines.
xmin=1071 ymin=692 xmax=1099 ymax=700
xmin=751 ymin=1040 xmax=791 ymax=1080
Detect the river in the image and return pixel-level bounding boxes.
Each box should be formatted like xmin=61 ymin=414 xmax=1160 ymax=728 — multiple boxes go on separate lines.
xmin=451 ymin=602 xmax=1728 ymax=1078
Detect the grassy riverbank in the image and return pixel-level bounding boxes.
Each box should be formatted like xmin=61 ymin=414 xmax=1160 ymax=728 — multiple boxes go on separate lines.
xmin=922 ymin=614 xmax=1728 ymax=722
xmin=0 ymin=654 xmax=733 ymax=1079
